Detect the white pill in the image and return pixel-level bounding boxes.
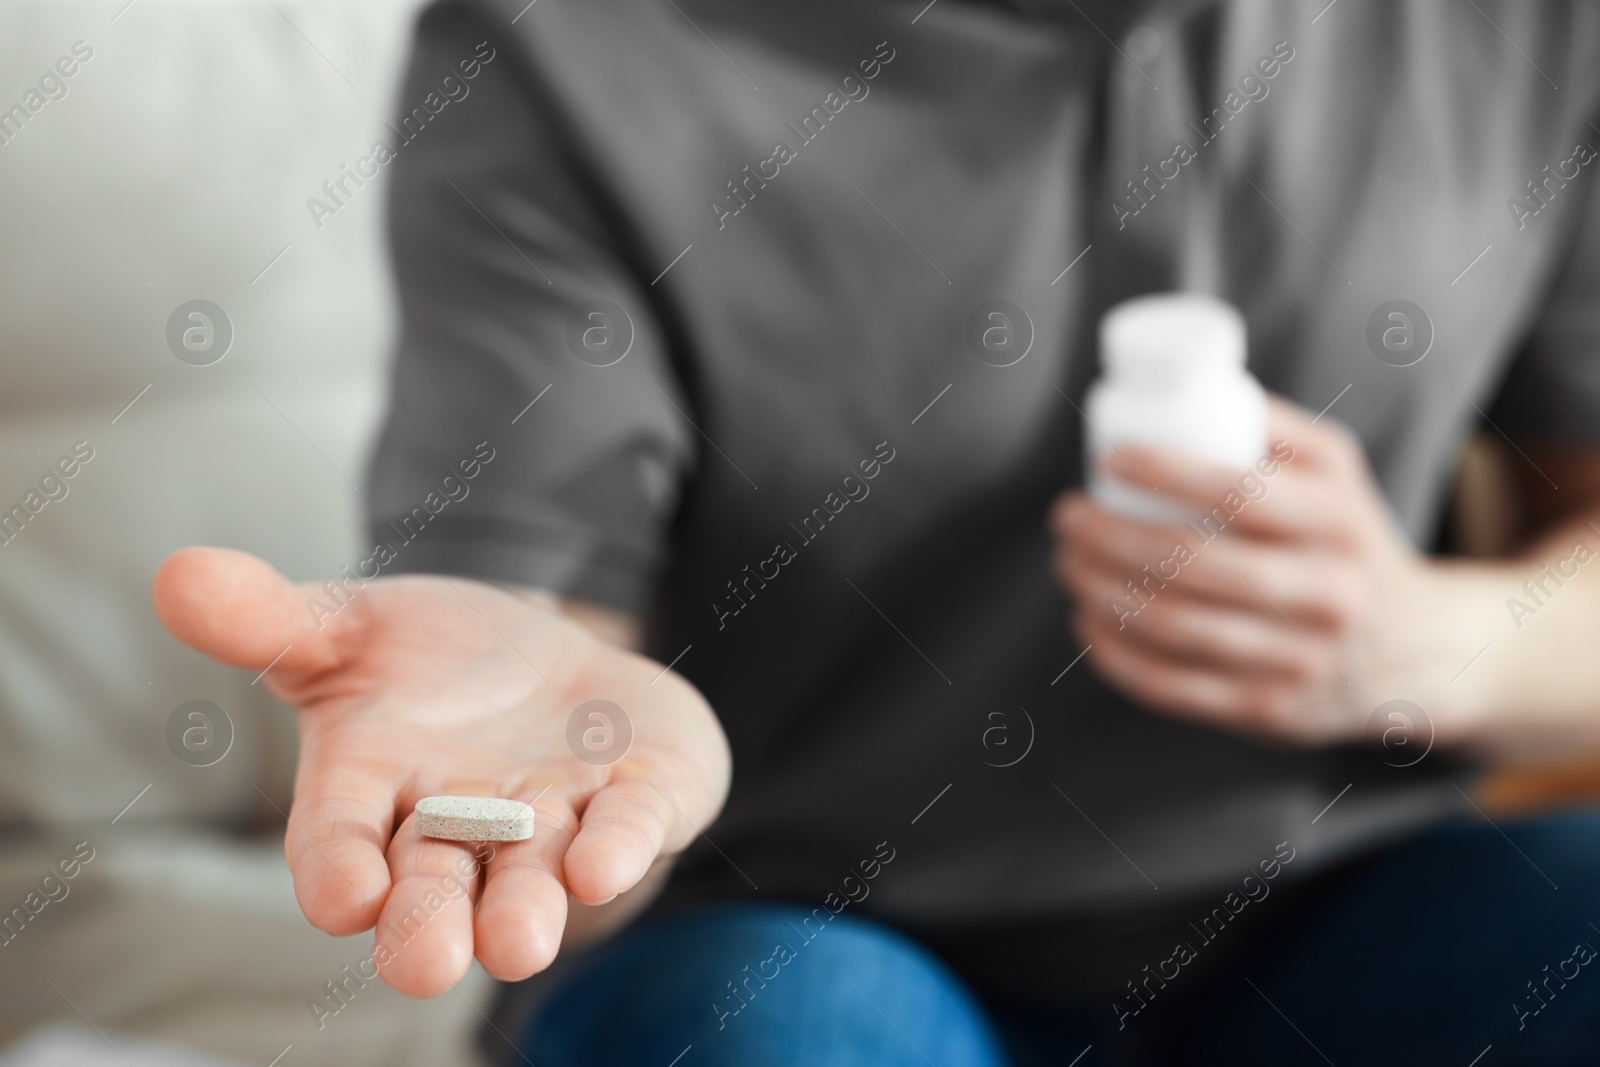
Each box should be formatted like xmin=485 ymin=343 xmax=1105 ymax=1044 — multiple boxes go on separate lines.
xmin=415 ymin=796 xmax=536 ymax=842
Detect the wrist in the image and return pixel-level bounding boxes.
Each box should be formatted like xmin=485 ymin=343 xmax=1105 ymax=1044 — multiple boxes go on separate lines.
xmin=1382 ymin=558 xmax=1520 ymax=748
xmin=1449 ymin=527 xmax=1600 ymax=755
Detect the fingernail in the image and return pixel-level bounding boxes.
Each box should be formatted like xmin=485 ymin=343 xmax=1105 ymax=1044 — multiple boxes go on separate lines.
xmin=591 ymin=894 xmax=617 ymax=906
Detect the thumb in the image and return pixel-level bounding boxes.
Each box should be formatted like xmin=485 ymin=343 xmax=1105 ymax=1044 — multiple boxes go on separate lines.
xmin=152 ymin=546 xmax=350 ymax=679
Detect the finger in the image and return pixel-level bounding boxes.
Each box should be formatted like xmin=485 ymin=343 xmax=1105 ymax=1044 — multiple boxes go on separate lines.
xmin=1082 ymin=393 xmax=1377 ymax=546
xmin=372 ymin=813 xmax=486 ymax=997
xmin=1069 ymin=394 xmax=1373 ymax=543
xmin=284 ymin=726 xmax=399 ymax=936
xmin=563 ymin=775 xmax=698 ymax=905
xmin=1066 ymin=563 xmax=1320 ymax=681
xmin=151 ymin=547 xmax=355 ymax=684
xmin=1094 ymin=442 xmax=1353 ymax=545
xmin=1053 ymin=496 xmax=1368 ymax=626
xmin=1078 ymin=610 xmax=1321 ymax=743
xmin=474 ymin=790 xmax=580 ymax=981
xmin=158 ymin=549 xmax=395 ymax=933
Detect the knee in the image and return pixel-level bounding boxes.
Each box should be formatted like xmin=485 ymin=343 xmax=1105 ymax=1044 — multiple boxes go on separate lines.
xmin=1446 ymin=808 xmax=1600 ymax=894
xmin=521 ymin=902 xmax=1008 ymax=1067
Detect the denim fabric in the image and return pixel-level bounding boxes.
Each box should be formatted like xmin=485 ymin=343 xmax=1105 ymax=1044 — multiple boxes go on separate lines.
xmin=517 ymin=812 xmax=1600 ymax=1066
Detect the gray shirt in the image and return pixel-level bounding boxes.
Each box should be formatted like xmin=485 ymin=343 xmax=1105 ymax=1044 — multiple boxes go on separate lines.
xmin=367 ymin=0 xmax=1600 ymax=937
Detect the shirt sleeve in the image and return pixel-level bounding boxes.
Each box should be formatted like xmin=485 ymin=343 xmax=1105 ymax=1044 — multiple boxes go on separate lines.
xmin=363 ymin=0 xmax=695 ymax=613
xmin=1489 ymin=129 xmax=1600 ymax=445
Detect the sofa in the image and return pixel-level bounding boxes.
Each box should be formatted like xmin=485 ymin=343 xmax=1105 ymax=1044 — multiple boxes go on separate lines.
xmin=0 ymin=2 xmax=491 ymax=1063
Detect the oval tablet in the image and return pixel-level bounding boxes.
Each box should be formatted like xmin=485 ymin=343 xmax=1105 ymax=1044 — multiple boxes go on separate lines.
xmin=415 ymin=795 xmax=536 ymax=842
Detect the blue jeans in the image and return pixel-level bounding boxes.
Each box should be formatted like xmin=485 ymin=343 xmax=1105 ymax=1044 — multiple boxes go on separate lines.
xmin=514 ymin=813 xmax=1600 ymax=1065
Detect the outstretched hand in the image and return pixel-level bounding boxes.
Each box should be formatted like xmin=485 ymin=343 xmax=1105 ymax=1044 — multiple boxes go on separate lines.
xmin=153 ymin=548 xmax=729 ymax=996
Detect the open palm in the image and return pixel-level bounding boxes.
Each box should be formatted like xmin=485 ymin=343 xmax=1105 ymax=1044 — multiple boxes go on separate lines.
xmin=152 ymin=548 xmax=729 ymax=995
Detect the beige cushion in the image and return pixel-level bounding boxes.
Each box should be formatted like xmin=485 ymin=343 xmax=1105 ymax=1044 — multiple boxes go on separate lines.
xmin=0 ymin=0 xmax=410 ymax=826
xmin=0 ymin=4 xmax=494 ymax=1063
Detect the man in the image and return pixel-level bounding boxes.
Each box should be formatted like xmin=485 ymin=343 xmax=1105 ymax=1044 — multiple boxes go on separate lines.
xmin=153 ymin=0 xmax=1600 ymax=1062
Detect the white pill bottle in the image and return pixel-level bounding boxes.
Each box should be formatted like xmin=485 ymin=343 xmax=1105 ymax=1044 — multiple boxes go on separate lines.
xmin=1084 ymin=293 xmax=1266 ymax=523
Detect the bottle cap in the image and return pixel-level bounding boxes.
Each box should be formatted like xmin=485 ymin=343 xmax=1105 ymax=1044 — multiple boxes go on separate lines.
xmin=1100 ymin=293 xmax=1246 ymax=383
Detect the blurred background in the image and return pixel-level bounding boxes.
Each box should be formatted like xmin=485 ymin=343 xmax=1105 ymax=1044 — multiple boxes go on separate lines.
xmin=0 ymin=2 xmax=1592 ymax=1065
xmin=0 ymin=2 xmax=489 ymax=1064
